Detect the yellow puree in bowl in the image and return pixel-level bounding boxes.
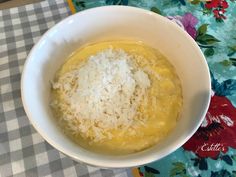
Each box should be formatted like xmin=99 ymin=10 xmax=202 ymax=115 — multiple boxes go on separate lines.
xmin=51 ymin=41 xmax=183 ymax=155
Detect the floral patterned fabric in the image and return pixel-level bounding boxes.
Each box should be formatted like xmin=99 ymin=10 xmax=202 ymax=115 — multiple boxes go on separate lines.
xmin=68 ymin=0 xmax=236 ymax=176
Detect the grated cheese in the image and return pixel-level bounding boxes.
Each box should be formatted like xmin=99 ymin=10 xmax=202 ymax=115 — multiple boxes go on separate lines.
xmin=51 ymin=48 xmax=151 ymax=142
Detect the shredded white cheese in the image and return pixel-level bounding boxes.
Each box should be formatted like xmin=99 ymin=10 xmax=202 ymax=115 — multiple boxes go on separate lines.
xmin=52 ymin=48 xmax=151 ymax=142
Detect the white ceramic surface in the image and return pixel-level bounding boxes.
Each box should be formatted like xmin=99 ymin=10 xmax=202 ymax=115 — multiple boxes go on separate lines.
xmin=21 ymin=6 xmax=211 ymax=168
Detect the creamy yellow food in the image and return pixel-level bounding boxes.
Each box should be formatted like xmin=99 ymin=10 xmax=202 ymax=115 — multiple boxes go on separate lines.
xmin=51 ymin=41 xmax=183 ymax=155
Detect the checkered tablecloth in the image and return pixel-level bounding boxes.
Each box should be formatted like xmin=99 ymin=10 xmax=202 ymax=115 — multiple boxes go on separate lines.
xmin=0 ymin=0 xmax=132 ymax=176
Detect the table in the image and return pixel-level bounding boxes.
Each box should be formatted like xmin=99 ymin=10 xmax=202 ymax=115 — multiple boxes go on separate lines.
xmin=0 ymin=0 xmax=132 ymax=176
xmin=1 ymin=0 xmax=236 ymax=176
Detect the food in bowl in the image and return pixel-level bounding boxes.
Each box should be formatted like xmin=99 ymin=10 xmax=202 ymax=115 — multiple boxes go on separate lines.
xmin=21 ymin=6 xmax=211 ymax=168
xmin=50 ymin=40 xmax=183 ymax=155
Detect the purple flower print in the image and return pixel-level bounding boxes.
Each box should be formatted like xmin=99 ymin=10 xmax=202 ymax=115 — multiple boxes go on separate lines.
xmin=167 ymin=13 xmax=198 ymax=39
xmin=181 ymin=13 xmax=198 ymax=39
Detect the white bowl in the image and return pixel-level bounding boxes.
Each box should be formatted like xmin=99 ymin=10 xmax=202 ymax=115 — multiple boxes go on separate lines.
xmin=21 ymin=6 xmax=211 ymax=168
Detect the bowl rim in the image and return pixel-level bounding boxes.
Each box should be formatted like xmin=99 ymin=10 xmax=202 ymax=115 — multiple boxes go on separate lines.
xmin=21 ymin=5 xmax=211 ymax=168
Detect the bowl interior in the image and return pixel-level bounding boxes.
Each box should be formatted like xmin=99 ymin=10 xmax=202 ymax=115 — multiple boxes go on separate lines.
xmin=21 ymin=6 xmax=211 ymax=168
